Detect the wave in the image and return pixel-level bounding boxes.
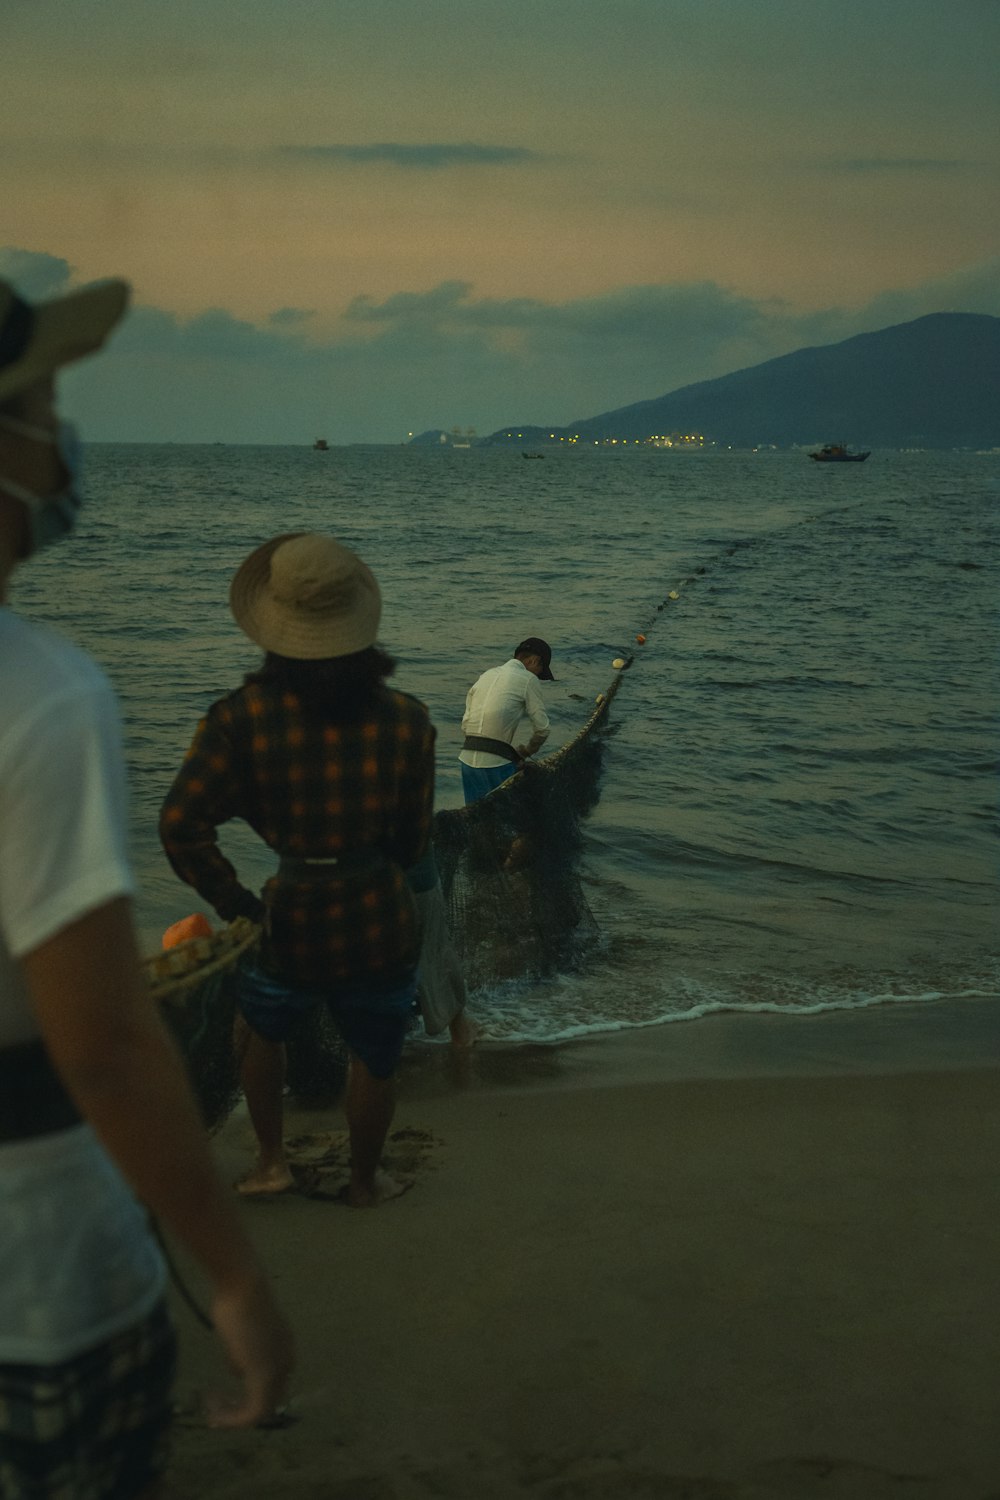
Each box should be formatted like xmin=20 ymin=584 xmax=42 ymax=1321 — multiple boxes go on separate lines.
xmin=454 ymin=962 xmax=1000 ymax=1047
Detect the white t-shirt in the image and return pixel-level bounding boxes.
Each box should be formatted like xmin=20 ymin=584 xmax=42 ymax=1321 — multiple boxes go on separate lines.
xmin=0 ymin=609 xmax=164 ymax=1363
xmin=458 ymin=658 xmax=550 ymax=769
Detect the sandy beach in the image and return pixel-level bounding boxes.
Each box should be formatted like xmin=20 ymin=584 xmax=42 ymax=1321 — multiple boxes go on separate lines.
xmin=164 ymin=1001 xmax=1000 ymax=1500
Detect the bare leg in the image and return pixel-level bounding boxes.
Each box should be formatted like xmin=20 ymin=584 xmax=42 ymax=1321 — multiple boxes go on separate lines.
xmin=448 ymin=1009 xmax=478 ymax=1049
xmin=343 ymin=1055 xmax=409 ymax=1207
xmin=234 ymin=1017 xmax=294 ymax=1195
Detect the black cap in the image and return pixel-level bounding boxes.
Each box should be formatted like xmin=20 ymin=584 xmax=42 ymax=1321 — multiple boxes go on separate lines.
xmin=515 ymin=637 xmax=555 ymax=681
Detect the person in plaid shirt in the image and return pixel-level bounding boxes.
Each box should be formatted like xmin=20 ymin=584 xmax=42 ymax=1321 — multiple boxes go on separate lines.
xmin=160 ymin=532 xmax=436 ymax=1206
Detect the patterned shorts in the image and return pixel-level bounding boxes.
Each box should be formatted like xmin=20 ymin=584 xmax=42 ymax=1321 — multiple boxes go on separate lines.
xmin=0 ymin=1301 xmax=177 ymax=1500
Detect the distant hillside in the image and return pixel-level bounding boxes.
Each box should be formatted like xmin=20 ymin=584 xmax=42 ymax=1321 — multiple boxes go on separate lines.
xmin=484 ymin=313 xmax=1000 ymax=450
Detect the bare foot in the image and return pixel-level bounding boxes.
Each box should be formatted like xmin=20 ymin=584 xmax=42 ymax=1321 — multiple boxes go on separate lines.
xmin=235 ymin=1161 xmax=295 ymax=1197
xmin=343 ymin=1170 xmax=414 ymax=1208
xmin=449 ymin=1012 xmax=479 ymax=1050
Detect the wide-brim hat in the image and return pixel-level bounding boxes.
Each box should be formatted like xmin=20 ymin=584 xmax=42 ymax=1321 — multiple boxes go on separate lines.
xmin=0 ymin=278 xmax=130 ymax=402
xmin=229 ymin=532 xmax=382 ymax=660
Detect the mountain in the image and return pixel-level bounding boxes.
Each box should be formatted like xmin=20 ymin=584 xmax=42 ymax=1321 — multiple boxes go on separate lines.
xmin=483 ymin=313 xmax=1000 ymax=450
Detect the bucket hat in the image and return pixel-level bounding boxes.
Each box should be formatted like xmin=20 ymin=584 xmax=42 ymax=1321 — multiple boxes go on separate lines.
xmin=229 ymin=532 xmax=382 ymax=660
xmin=0 ymin=278 xmax=129 ymax=401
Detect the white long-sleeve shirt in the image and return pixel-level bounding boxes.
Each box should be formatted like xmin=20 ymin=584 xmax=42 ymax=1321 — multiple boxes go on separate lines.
xmin=458 ymin=658 xmax=550 ymax=769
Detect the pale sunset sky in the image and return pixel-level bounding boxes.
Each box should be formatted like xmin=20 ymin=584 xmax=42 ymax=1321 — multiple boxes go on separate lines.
xmin=3 ymin=0 xmax=998 ymax=442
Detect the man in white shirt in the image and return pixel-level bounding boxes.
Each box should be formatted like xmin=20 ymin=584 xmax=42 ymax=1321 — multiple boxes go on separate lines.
xmin=458 ymin=637 xmax=554 ymax=804
xmin=0 ymin=276 xmax=292 ymax=1499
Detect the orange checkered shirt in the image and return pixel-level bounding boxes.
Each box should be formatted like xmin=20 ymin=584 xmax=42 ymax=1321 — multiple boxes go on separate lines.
xmin=159 ymin=681 xmax=436 ymax=985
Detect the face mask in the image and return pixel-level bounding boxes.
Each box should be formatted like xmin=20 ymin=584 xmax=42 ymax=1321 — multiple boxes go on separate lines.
xmin=0 ymin=416 xmax=83 ymax=555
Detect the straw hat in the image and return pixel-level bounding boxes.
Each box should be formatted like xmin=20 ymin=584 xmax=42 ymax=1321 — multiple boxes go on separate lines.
xmin=229 ymin=532 xmax=382 ymax=659
xmin=0 ymin=278 xmax=129 ymax=401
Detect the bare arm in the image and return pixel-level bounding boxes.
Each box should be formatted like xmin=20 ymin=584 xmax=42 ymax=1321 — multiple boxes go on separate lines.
xmin=159 ymin=707 xmax=264 ymax=924
xmin=22 ymin=895 xmax=293 ymax=1427
xmin=516 ymin=728 xmax=549 ymax=758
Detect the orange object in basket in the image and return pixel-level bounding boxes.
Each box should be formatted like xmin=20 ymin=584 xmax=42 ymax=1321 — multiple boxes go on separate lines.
xmin=162 ymin=913 xmax=213 ymax=950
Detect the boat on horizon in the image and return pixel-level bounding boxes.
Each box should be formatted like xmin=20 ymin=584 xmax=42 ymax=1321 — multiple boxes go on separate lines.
xmin=809 ymin=443 xmax=870 ymax=463
xmin=313 ymin=438 xmax=329 ymax=451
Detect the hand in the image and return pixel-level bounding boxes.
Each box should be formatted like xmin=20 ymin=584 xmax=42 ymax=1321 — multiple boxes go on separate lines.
xmin=206 ymin=1272 xmax=295 ymax=1428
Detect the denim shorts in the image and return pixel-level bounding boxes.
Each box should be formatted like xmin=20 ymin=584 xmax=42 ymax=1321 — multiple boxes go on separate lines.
xmin=0 ymin=1300 xmax=176 ymax=1500
xmin=237 ymin=960 xmax=418 ymax=1079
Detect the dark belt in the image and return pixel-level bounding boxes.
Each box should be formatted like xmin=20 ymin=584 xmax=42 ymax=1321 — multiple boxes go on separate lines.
xmin=462 ymin=734 xmax=523 ymax=764
xmin=277 ymin=851 xmax=388 ymax=881
xmin=0 ymin=1039 xmax=82 ymax=1143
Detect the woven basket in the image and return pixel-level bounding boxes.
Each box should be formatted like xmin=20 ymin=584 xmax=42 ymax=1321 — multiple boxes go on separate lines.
xmin=142 ymin=916 xmax=261 ymax=1004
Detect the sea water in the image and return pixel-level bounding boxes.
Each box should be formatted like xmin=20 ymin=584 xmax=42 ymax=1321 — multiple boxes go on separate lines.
xmin=14 ymin=444 xmax=998 ymax=1044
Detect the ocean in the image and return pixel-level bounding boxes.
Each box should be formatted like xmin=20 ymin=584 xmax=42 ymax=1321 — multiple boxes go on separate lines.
xmin=14 ymin=443 xmax=998 ymax=1045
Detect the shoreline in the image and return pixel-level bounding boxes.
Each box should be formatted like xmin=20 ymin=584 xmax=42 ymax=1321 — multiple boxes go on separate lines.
xmin=166 ymin=997 xmax=1000 ymax=1499
xmin=399 ymin=992 xmax=1000 ymax=1099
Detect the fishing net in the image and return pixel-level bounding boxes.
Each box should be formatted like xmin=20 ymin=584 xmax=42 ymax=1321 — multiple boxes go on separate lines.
xmin=433 ymin=675 xmax=624 ymax=993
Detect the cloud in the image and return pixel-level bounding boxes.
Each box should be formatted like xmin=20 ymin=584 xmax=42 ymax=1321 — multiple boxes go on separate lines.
xmin=817 ymin=157 xmax=971 ymax=174
xmin=347 ymin=278 xmax=770 ymax=340
xmin=268 ymin=307 xmax=315 ymax=327
xmin=343 ymin=280 xmax=782 ymax=411
xmin=854 ymin=255 xmax=1000 ymax=327
xmin=0 ymin=248 xmax=74 ymax=299
xmin=75 ymin=279 xmax=799 ymax=439
xmin=6 ymin=138 xmax=545 ymax=179
xmin=278 ymin=142 xmax=543 ymax=169
xmin=346 ymin=281 xmax=476 ymax=322
xmin=112 ymin=305 xmax=308 ymax=361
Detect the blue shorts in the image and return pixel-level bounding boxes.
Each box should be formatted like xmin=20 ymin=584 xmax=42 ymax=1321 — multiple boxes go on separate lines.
xmin=236 ymin=961 xmax=418 ymax=1080
xmin=461 ymin=760 xmax=518 ymax=805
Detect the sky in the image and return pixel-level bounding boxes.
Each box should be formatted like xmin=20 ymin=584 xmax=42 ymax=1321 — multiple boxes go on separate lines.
xmin=3 ymin=0 xmax=998 ymax=443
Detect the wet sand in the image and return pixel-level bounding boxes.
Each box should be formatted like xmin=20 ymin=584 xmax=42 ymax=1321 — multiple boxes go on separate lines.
xmin=164 ymin=1001 xmax=1000 ymax=1499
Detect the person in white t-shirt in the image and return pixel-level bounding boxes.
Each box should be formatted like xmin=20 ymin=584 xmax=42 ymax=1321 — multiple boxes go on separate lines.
xmin=458 ymin=636 xmax=554 ymax=804
xmin=0 ymin=277 xmax=292 ymax=1499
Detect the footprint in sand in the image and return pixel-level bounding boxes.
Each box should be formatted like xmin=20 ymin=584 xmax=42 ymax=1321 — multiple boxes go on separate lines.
xmin=285 ymin=1129 xmax=348 ymax=1168
xmin=385 ymin=1126 xmax=442 ymax=1177
xmin=281 ymin=1126 xmax=443 ymax=1201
